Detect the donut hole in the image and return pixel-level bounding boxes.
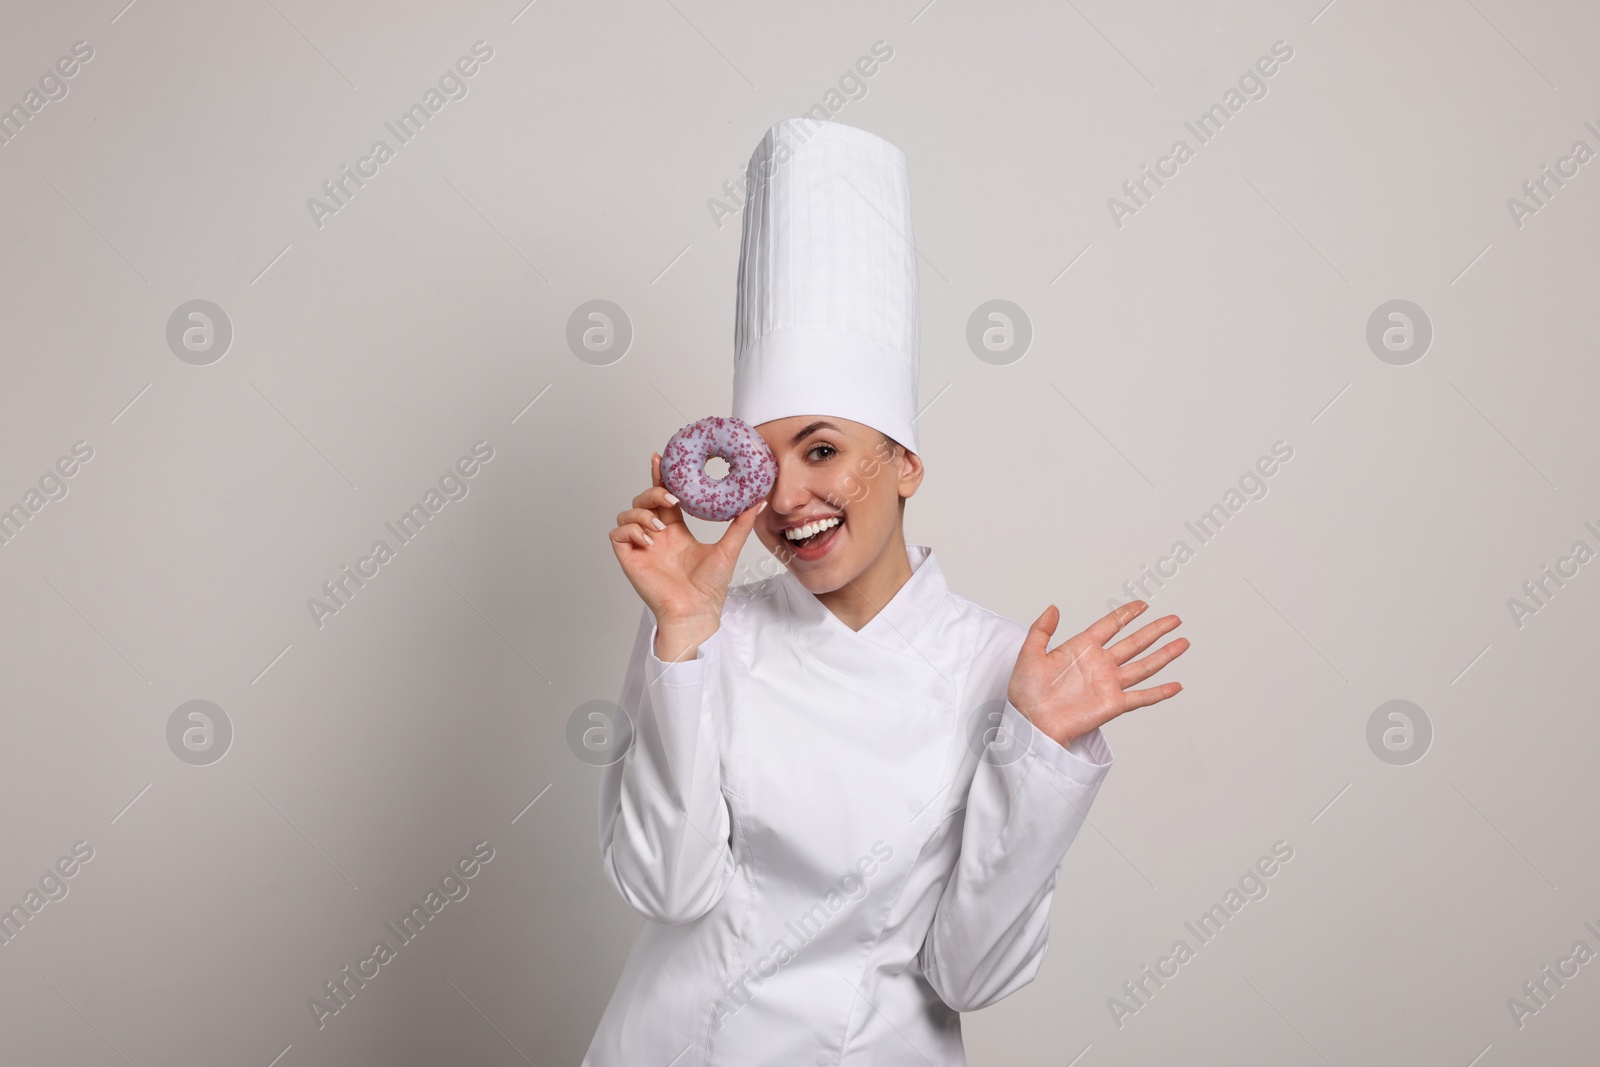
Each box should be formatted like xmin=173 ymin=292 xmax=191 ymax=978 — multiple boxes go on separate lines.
xmin=703 ymin=456 xmax=730 ymax=481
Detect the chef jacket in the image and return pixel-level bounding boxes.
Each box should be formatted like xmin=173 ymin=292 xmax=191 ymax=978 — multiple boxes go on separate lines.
xmin=584 ymin=544 xmax=1114 ymax=1065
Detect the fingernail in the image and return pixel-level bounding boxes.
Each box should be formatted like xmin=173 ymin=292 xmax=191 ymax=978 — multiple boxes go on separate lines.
xmin=757 ymin=500 xmax=768 ymax=513
xmin=663 ymin=492 xmax=679 ymax=504
xmin=642 ymin=532 xmax=654 ymax=545
xmin=651 ymin=517 xmax=666 ymax=530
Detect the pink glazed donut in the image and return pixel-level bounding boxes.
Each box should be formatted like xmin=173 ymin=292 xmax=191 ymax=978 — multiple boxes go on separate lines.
xmin=660 ymin=416 xmax=777 ymax=522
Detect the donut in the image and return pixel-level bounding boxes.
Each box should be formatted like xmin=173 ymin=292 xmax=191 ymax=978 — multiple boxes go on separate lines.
xmin=660 ymin=416 xmax=777 ymax=521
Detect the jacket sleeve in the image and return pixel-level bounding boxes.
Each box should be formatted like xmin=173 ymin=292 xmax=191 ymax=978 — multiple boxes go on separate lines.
xmin=598 ymin=605 xmax=736 ymax=925
xmin=920 ymin=695 xmax=1114 ymax=1012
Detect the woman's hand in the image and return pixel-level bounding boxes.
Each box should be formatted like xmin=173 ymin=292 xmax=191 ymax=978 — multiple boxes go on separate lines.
xmin=609 ymin=452 xmax=767 ymax=661
xmin=1006 ymin=601 xmax=1189 ymax=750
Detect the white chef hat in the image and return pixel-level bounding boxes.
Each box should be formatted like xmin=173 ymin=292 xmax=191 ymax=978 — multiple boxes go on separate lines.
xmin=732 ymin=118 xmax=922 ymax=455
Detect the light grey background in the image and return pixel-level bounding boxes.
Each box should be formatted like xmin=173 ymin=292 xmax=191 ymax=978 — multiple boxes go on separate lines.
xmin=1 ymin=0 xmax=1596 ymax=1064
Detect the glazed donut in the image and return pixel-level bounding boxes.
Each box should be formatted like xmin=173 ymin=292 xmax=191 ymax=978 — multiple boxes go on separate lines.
xmin=660 ymin=416 xmax=777 ymax=521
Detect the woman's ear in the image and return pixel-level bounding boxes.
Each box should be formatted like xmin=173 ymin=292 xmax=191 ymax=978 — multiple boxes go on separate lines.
xmin=896 ymin=446 xmax=924 ymax=502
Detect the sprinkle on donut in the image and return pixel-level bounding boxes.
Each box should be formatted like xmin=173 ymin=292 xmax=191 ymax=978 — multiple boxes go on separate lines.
xmin=660 ymin=416 xmax=777 ymax=522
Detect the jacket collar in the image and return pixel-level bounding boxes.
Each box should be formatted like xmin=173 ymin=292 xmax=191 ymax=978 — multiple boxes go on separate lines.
xmin=778 ymin=544 xmax=958 ymax=698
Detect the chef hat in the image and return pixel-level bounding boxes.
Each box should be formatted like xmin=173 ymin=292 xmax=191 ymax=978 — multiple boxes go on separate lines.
xmin=732 ymin=118 xmax=922 ymax=455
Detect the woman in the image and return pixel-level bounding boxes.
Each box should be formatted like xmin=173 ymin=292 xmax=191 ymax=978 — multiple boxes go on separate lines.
xmin=589 ymin=119 xmax=1188 ymax=1065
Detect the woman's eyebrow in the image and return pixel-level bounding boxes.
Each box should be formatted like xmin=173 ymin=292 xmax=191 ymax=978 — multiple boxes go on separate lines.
xmin=790 ymin=420 xmax=842 ymax=445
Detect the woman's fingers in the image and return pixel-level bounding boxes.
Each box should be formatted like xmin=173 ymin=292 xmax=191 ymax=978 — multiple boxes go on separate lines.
xmin=616 ymin=506 xmax=668 ymax=532
xmin=1024 ymin=604 xmax=1063 ymax=659
xmin=1119 ymin=681 xmax=1183 ymax=713
xmin=713 ymin=498 xmax=767 ymax=560
xmin=610 ymin=453 xmax=695 ymax=554
xmin=638 ymin=454 xmax=685 ymax=525
xmin=1080 ymin=600 xmax=1148 ymax=648
xmin=609 ymin=522 xmax=654 ymax=549
xmin=1118 ymin=637 xmax=1189 ymax=687
xmin=1107 ymin=614 xmax=1182 ymax=665
xmin=1044 ymin=602 xmax=1139 ymax=665
xmin=630 ymin=484 xmax=682 ymax=517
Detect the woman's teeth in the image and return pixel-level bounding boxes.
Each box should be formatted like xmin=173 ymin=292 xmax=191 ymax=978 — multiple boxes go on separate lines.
xmin=785 ymin=516 xmax=841 ymax=542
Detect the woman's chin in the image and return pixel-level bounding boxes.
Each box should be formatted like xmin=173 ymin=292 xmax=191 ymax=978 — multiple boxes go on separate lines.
xmin=790 ymin=552 xmax=864 ymax=596
xmin=779 ymin=522 xmax=884 ymax=594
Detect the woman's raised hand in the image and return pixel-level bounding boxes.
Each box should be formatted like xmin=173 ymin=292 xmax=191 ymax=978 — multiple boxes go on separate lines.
xmin=609 ymin=452 xmax=767 ymax=660
xmin=1006 ymin=601 xmax=1189 ymax=750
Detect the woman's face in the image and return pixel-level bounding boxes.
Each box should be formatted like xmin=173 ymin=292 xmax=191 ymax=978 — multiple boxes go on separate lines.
xmin=752 ymin=415 xmax=923 ymax=594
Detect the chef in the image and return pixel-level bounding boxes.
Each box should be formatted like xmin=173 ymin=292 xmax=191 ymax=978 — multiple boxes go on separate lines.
xmin=597 ymin=117 xmax=1189 ymax=1065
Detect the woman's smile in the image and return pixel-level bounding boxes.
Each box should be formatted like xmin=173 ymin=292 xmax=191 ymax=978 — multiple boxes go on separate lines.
xmin=782 ymin=512 xmax=845 ymax=561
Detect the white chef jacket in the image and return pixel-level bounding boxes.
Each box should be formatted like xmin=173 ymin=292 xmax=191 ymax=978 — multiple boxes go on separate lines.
xmin=585 ymin=544 xmax=1114 ymax=1066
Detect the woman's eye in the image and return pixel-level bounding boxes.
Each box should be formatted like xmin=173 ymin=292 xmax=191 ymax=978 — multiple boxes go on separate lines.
xmin=807 ymin=444 xmax=837 ymax=461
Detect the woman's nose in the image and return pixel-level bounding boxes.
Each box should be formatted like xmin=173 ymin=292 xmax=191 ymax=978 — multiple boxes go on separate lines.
xmin=770 ymin=482 xmax=805 ymax=515
xmin=769 ymin=467 xmax=814 ymax=514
